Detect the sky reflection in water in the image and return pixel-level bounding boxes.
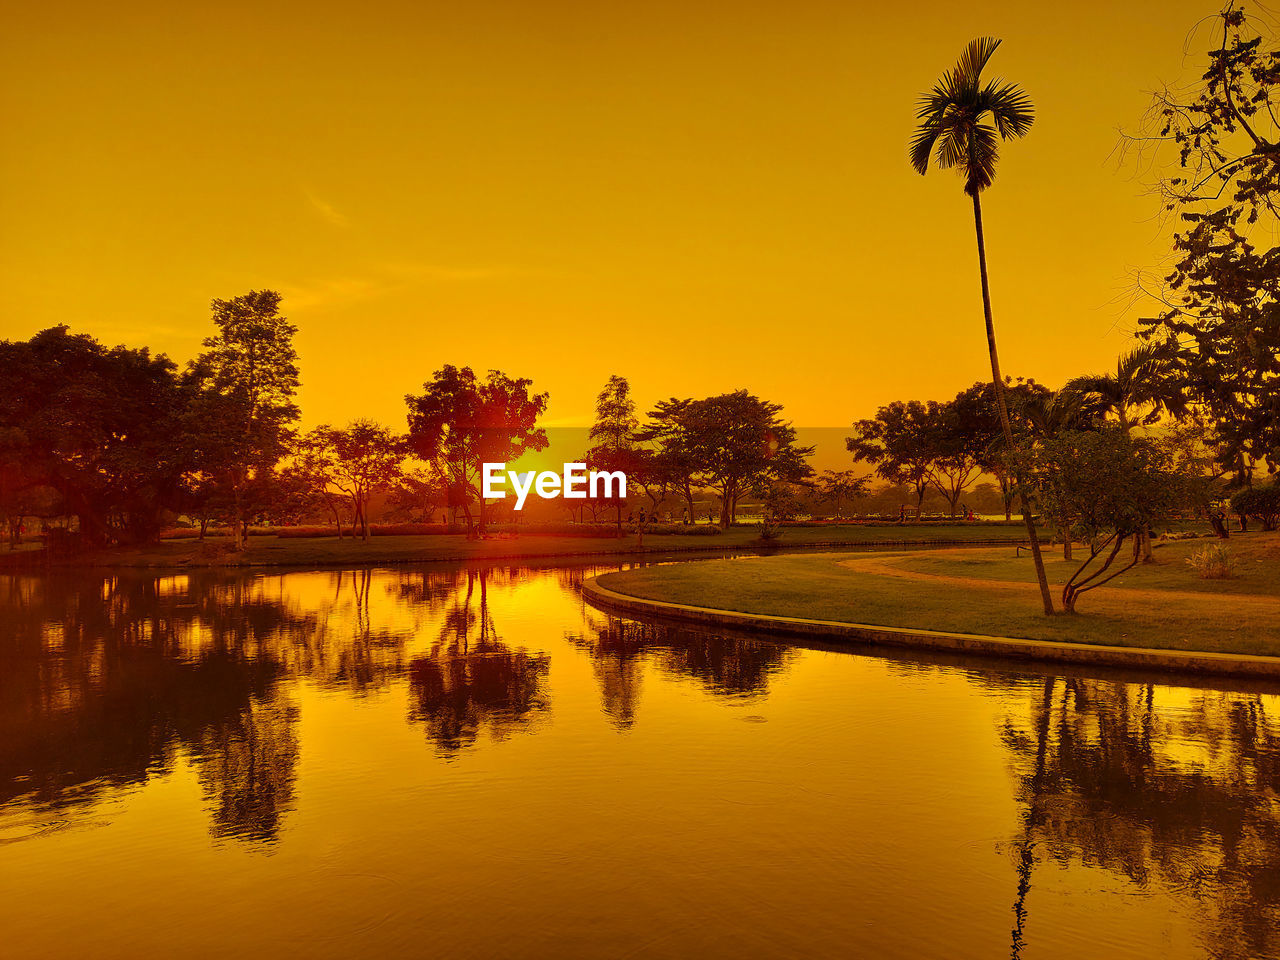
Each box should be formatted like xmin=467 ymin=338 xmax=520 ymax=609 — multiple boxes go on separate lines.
xmin=1 ymin=563 xmax=1277 ymax=960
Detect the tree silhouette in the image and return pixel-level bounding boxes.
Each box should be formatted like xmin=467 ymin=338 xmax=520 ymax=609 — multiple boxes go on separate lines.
xmin=847 ymin=400 xmax=935 ymax=518
xmin=642 ymin=391 xmax=812 ymax=528
xmin=587 ymin=374 xmax=639 ymax=534
xmin=1064 ymin=343 xmax=1185 ymax=434
xmin=1129 ymin=3 xmax=1280 ymax=485
xmin=0 ymin=327 xmax=189 ymax=545
xmin=299 ymin=420 xmax=406 ymax=540
xmin=186 ymin=290 xmax=301 ymax=550
xmin=910 ymin=37 xmax=1054 ymax=614
xmin=405 ymin=365 xmax=549 ymax=538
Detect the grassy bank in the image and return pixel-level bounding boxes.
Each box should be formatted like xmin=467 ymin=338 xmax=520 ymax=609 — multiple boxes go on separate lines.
xmin=593 ymin=533 xmax=1280 ymax=657
xmin=5 ymin=521 xmax=1033 ymax=569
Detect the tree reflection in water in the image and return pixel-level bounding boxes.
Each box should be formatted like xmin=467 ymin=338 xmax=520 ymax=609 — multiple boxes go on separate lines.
xmin=0 ymin=569 xmax=414 ymax=844
xmin=286 ymin=567 xmax=411 ymax=696
xmin=567 ymin=610 xmax=796 ymax=728
xmin=991 ymin=674 xmax=1280 ymax=960
xmin=406 ymin=568 xmax=551 ymax=757
xmin=6 ymin=559 xmax=1280 ymax=960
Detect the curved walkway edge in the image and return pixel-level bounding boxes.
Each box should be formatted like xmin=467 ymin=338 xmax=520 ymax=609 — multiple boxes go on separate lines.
xmin=582 ymin=577 xmax=1280 ymax=679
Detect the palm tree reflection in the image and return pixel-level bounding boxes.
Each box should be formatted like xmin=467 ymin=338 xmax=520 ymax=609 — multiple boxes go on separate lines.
xmin=994 ymin=675 xmax=1280 ymax=960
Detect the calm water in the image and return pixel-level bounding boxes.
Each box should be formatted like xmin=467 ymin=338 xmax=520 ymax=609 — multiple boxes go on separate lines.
xmin=1 ymin=562 xmax=1278 ymax=960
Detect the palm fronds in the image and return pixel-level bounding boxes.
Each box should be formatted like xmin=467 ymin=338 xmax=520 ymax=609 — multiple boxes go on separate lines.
xmin=910 ymin=37 xmax=1035 ymax=195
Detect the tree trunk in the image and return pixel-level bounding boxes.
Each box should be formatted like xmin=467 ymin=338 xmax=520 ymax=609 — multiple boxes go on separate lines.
xmin=232 ymin=486 xmax=245 ymax=551
xmin=972 ymin=192 xmax=1054 ymax=615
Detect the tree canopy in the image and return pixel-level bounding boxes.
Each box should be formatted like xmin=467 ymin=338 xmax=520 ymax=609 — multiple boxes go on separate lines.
xmin=405 ymin=365 xmax=549 ymax=536
xmin=1131 ymin=3 xmax=1280 ymax=481
xmin=0 ymin=326 xmax=188 ymax=545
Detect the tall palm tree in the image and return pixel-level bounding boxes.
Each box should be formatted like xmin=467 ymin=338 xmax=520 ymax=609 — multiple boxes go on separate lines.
xmin=910 ymin=37 xmax=1054 ymax=615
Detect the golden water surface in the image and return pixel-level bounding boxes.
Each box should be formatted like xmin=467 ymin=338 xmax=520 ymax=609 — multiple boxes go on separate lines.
xmin=1 ymin=563 xmax=1277 ymax=959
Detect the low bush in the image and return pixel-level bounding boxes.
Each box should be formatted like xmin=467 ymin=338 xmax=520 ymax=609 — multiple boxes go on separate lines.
xmin=1186 ymin=543 xmax=1237 ymax=579
xmin=758 ymin=519 xmax=784 ymax=541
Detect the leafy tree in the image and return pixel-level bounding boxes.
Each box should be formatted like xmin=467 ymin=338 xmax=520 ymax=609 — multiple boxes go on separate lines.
xmin=405 ymin=366 xmax=549 ymax=537
xmin=0 ymin=327 xmax=188 ymax=545
xmin=921 ymin=398 xmax=987 ymax=517
xmin=626 ymin=447 xmax=675 ymax=514
xmin=847 ymin=400 xmax=935 ymax=518
xmin=671 ymin=391 xmax=812 ymax=528
xmin=755 ymin=481 xmax=804 ymax=540
xmin=302 ymin=421 xmax=406 ymax=540
xmin=635 ymin=398 xmax=703 ymax=522
xmin=1231 ymin=483 xmax=1280 ymax=531
xmin=1021 ymin=386 xmax=1094 ymax=440
xmin=254 ymin=467 xmax=317 ymax=527
xmin=586 ymin=375 xmax=638 ymax=533
xmin=1 ymin=481 xmax=60 ymax=548
xmin=817 ymin=469 xmax=870 ymax=519
xmin=284 ymin=440 xmax=350 ymax=537
xmin=1022 ymin=429 xmax=1198 ymax=612
xmin=1129 ymin=3 xmax=1280 ymax=483
xmin=955 ymin=378 xmax=1051 ymax=520
xmin=186 ymin=290 xmax=300 ymax=550
xmin=386 ymin=466 xmax=449 ymax=524
xmin=910 ymin=36 xmax=1054 ymax=614
xmin=1067 ymin=343 xmax=1188 ymax=559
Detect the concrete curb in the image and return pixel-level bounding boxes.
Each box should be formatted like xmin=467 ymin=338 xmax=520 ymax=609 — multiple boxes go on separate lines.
xmin=582 ymin=577 xmax=1280 ymax=679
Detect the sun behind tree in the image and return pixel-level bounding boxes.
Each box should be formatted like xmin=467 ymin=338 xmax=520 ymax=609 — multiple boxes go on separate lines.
xmin=909 ymin=37 xmax=1054 ymax=615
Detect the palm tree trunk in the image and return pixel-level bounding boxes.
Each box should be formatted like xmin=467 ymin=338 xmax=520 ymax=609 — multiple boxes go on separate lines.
xmin=973 ymin=193 xmax=1054 ymax=615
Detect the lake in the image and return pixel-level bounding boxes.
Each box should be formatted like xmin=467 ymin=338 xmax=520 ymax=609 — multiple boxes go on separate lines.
xmin=1 ymin=562 xmax=1277 ymax=959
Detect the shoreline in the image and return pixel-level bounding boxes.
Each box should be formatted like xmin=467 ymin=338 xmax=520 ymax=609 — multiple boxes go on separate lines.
xmin=0 ymin=532 xmax=1029 ymax=572
xmin=582 ymin=576 xmax=1280 ymax=679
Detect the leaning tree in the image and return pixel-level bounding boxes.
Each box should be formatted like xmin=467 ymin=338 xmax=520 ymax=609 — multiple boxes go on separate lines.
xmin=910 ymin=37 xmax=1055 ymax=614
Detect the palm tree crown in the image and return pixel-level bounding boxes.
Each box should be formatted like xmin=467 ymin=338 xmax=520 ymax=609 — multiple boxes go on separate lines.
xmin=909 ymin=37 xmax=1034 ymax=195
xmin=1063 ymin=343 xmax=1187 ymax=430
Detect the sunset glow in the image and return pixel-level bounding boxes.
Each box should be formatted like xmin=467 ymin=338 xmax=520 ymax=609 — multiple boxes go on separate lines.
xmin=0 ymin=0 xmax=1217 ymax=426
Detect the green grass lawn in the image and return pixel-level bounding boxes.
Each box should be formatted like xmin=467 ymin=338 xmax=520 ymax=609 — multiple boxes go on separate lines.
xmin=10 ymin=521 xmax=1034 ymax=569
xmin=594 ymin=532 xmax=1280 ymax=657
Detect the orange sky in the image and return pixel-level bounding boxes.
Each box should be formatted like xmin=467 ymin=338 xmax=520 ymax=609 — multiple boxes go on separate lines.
xmin=0 ymin=0 xmax=1223 ymax=435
